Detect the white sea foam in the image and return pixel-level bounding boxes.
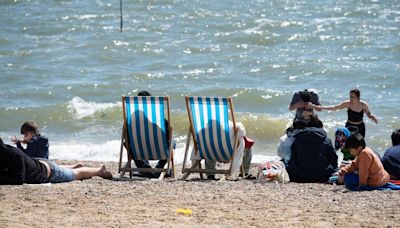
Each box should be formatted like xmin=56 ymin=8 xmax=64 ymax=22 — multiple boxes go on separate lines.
xmin=67 ymin=97 xmax=120 ymax=119
xmin=50 ymin=140 xmax=279 ymax=165
xmin=50 ymin=140 xmax=191 ymax=163
xmin=51 ymin=140 xmax=122 ymax=162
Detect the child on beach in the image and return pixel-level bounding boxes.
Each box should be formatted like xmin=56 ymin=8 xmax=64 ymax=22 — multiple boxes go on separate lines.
xmin=338 ymin=133 xmax=389 ymax=191
xmin=334 ymin=127 xmax=355 ymax=162
xmin=11 ymin=120 xmax=49 ymax=159
xmin=381 ymin=129 xmax=400 ymax=180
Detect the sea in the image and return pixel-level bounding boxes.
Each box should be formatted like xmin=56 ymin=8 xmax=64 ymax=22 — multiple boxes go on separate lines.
xmin=0 ymin=0 xmax=399 ymax=163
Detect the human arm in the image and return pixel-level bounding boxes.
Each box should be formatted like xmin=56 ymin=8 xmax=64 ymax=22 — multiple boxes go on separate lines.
xmin=304 ymin=102 xmax=322 ymax=111
xmin=277 ymin=132 xmax=296 ymax=164
xmin=362 ymin=101 xmax=378 ymax=124
xmin=16 ymin=141 xmax=26 ymax=152
xmin=289 ymin=92 xmax=301 ymax=111
xmin=289 ymin=100 xmax=304 ymax=111
xmin=338 ymin=159 xmax=357 ymax=177
xmin=12 ymin=137 xmax=28 ymax=152
xmin=356 ymin=151 xmax=373 ymax=186
xmin=319 ymin=101 xmax=349 ymax=111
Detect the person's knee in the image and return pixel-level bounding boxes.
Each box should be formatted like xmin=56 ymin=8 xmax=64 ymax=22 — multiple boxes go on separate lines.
xmin=344 ymin=173 xmax=359 ymax=190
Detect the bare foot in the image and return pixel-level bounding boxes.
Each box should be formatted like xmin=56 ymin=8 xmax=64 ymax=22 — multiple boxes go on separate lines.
xmin=98 ymin=165 xmax=112 ymax=180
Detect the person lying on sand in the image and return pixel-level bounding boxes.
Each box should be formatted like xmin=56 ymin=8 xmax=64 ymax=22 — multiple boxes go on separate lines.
xmin=0 ymin=137 xmax=112 ymax=185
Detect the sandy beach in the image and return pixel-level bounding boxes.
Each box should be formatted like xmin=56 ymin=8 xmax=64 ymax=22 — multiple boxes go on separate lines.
xmin=0 ymin=160 xmax=399 ymax=227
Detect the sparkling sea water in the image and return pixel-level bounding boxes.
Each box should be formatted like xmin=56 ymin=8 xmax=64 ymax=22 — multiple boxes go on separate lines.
xmin=0 ymin=0 xmax=399 ymax=162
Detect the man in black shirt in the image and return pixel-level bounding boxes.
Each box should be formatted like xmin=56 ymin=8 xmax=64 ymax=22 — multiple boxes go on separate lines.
xmin=0 ymin=138 xmax=112 ymax=185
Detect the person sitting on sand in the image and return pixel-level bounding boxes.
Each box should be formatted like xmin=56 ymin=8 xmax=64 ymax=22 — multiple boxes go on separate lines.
xmin=319 ymin=88 xmax=378 ymax=137
xmin=0 ymin=137 xmax=112 ymax=185
xmin=11 ymin=120 xmax=49 ymax=159
xmin=192 ymin=121 xmax=254 ymax=180
xmin=289 ymin=89 xmax=321 ymax=122
xmin=334 ymin=127 xmax=356 ymax=162
xmin=277 ymin=118 xmax=308 ymax=166
xmin=286 ymin=115 xmax=338 ymax=183
xmin=381 ymin=129 xmax=400 ymax=180
xmin=205 ymin=133 xmax=254 ymax=180
xmin=338 ymin=133 xmax=389 ymax=191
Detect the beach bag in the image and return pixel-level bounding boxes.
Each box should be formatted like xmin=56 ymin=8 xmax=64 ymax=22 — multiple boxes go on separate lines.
xmin=256 ymin=160 xmax=290 ymax=183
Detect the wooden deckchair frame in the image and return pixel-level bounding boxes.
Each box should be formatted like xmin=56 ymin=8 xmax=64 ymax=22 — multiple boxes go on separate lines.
xmin=118 ymin=96 xmax=175 ymax=180
xmin=181 ymin=96 xmax=242 ymax=180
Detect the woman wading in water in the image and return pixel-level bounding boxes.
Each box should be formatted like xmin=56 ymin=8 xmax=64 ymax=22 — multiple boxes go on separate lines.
xmin=319 ymin=89 xmax=378 ymax=137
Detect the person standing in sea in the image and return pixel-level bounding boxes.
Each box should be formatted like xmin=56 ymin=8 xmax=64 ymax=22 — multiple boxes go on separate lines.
xmin=289 ymin=89 xmax=322 ymax=122
xmin=319 ymin=89 xmax=378 ymax=137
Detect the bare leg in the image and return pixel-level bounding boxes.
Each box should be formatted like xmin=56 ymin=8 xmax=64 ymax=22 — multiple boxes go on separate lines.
xmin=60 ymin=163 xmax=84 ymax=169
xmin=72 ymin=165 xmax=112 ymax=180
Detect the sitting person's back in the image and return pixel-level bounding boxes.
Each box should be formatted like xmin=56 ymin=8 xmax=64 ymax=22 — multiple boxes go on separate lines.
xmin=381 ymin=129 xmax=400 ymax=179
xmin=286 ymin=116 xmax=338 ymax=183
xmin=277 ymin=119 xmax=308 ymax=166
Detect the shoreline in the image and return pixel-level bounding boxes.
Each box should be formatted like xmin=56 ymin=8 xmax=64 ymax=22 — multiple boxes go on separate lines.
xmin=1 ymin=160 xmax=399 ymax=227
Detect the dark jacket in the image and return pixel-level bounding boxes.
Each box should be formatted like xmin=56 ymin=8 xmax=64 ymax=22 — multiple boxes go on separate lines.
xmin=381 ymin=145 xmax=400 ymax=179
xmin=0 ymin=138 xmax=48 ymax=185
xmin=287 ymin=127 xmax=338 ymax=183
xmin=17 ymin=135 xmax=49 ymax=159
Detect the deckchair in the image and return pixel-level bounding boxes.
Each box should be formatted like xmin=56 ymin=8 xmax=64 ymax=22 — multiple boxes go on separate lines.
xmin=118 ymin=96 xmax=175 ymax=180
xmin=181 ymin=96 xmax=243 ymax=180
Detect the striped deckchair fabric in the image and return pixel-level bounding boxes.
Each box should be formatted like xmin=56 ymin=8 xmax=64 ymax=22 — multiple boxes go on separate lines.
xmin=188 ymin=96 xmax=235 ymax=162
xmin=118 ymin=96 xmax=174 ymax=180
xmin=181 ymin=96 xmax=240 ymax=180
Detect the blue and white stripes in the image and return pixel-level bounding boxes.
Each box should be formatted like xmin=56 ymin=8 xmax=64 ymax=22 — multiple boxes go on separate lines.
xmin=124 ymin=96 xmax=169 ymax=160
xmin=188 ymin=97 xmax=234 ymax=162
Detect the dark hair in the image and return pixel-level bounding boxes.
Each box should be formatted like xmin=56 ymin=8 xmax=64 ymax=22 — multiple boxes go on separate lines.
xmin=344 ymin=132 xmax=366 ymax=150
xmin=138 ymin=90 xmax=151 ymax=96
xmin=293 ymin=119 xmax=308 ymax=130
xmin=308 ymin=115 xmax=323 ymax=128
xmin=20 ymin=120 xmax=39 ymax=135
xmin=300 ymin=90 xmax=311 ymax=103
xmin=391 ymin=129 xmax=400 ymax=146
xmin=350 ymin=89 xmax=360 ymax=99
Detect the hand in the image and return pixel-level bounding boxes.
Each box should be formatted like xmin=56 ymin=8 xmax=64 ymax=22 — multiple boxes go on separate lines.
xmin=338 ymin=175 xmax=344 ymax=185
xmin=304 ymin=102 xmax=313 ymax=109
xmin=304 ymin=102 xmax=320 ymax=111
xmin=10 ymin=135 xmax=19 ymax=144
xmin=371 ymin=115 xmax=378 ymax=124
xmin=314 ymin=105 xmax=322 ymax=111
